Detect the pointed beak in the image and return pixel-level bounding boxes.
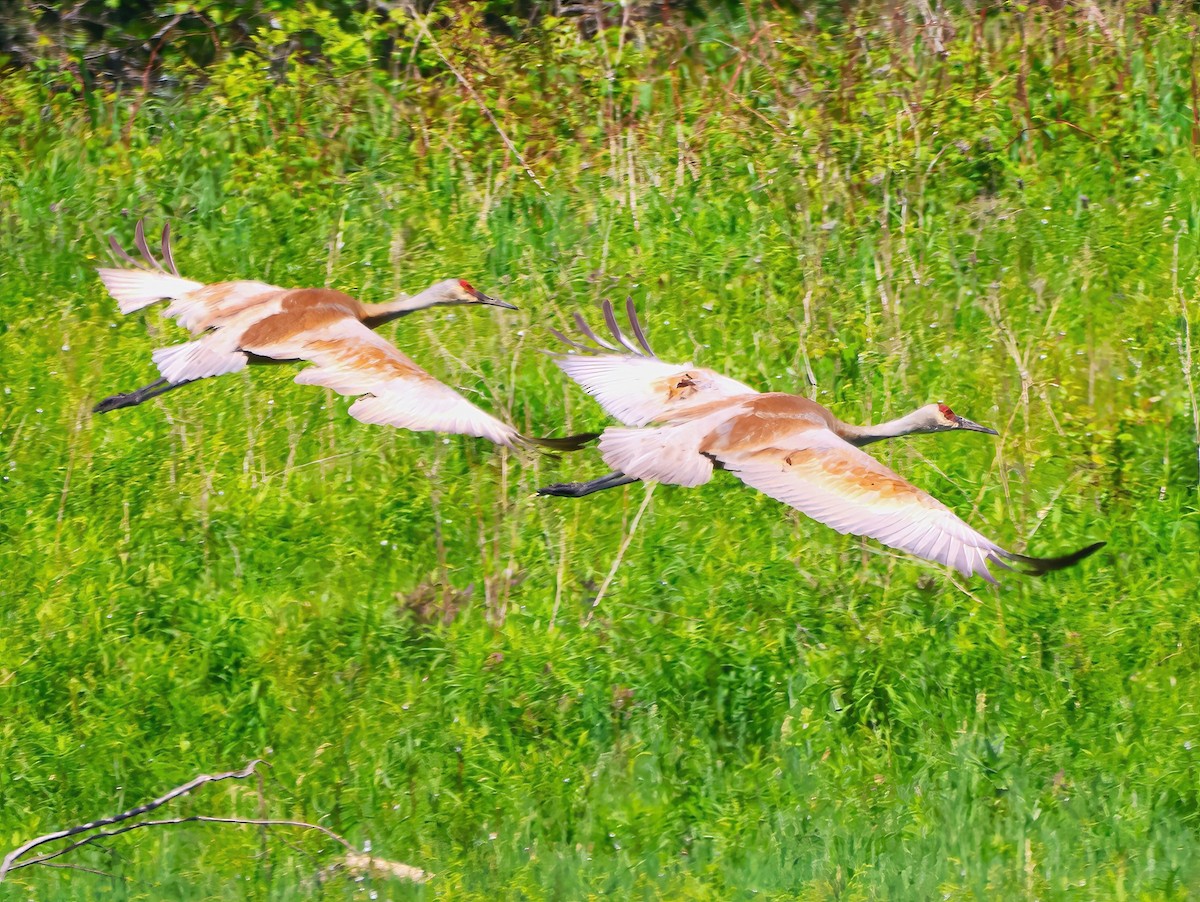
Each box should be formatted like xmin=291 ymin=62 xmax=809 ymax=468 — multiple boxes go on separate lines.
xmin=955 ymin=415 xmax=999 ymax=436
xmin=472 ymin=288 xmax=517 ymax=310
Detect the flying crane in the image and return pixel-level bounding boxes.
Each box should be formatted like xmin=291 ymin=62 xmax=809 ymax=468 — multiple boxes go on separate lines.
xmin=94 ymin=220 xmax=591 ymax=451
xmin=539 ymin=299 xmax=1103 ymax=581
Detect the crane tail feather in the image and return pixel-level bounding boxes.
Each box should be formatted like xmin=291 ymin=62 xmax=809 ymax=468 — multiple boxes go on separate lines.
xmin=998 ymin=541 xmax=1105 ymax=575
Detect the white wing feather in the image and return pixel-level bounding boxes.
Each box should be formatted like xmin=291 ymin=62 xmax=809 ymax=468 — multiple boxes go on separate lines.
xmin=554 ymin=354 xmax=757 ymax=426
xmin=245 ymin=317 xmax=521 ymax=446
xmin=162 ymin=281 xmax=283 ymax=333
xmin=718 ymin=428 xmax=1007 ymax=581
xmin=347 ymin=389 xmax=516 ymax=446
xmin=152 ymin=339 xmax=249 ymax=383
xmin=150 ymin=297 xmax=286 ymax=384
xmin=549 ymin=301 xmax=757 ymax=426
xmin=97 ymin=269 xmax=205 ymax=314
xmin=597 ymin=423 xmax=716 ymax=487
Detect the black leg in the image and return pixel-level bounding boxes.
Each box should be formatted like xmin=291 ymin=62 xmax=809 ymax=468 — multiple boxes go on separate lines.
xmin=93 ymin=377 xmax=187 ymax=414
xmin=537 ymin=471 xmax=642 ymax=498
xmin=998 ymin=541 xmax=1106 ymax=575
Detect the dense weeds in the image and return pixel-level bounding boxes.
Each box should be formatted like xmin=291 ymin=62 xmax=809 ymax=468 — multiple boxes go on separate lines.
xmin=1 ymin=1 xmax=1198 ymax=897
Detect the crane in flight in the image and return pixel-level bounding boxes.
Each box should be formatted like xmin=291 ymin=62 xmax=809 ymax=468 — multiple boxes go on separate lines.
xmin=538 ymin=299 xmax=1103 ymax=581
xmin=93 ymin=220 xmax=593 ymax=451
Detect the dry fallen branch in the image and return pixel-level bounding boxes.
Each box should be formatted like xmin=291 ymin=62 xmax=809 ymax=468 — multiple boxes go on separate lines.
xmin=343 ymin=851 xmax=429 ymax=883
xmin=0 ymin=760 xmax=429 ymax=886
xmin=1 ymin=759 xmax=263 ymax=880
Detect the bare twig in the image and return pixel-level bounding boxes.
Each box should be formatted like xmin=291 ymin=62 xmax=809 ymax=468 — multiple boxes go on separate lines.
xmin=34 ymin=861 xmax=121 ymax=879
xmin=1004 ymin=119 xmax=1099 ymax=152
xmin=1173 ymin=226 xmax=1199 ymax=490
xmin=584 ymin=482 xmax=656 ymax=627
xmin=121 ymin=13 xmax=184 ymax=144
xmin=405 ymin=3 xmax=549 ymax=195
xmin=270 ymin=450 xmax=364 ymax=482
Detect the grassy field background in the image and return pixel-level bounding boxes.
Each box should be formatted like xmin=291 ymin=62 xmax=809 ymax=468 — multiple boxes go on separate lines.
xmin=2 ymin=2 xmax=1199 ymax=897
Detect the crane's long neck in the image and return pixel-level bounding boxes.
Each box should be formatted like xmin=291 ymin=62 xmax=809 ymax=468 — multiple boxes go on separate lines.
xmin=833 ymin=409 xmax=930 ymax=447
xmin=361 ymin=286 xmax=444 ymax=329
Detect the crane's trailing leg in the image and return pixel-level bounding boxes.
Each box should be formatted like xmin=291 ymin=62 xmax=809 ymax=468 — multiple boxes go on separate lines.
xmin=520 ymin=432 xmax=601 ymax=453
xmin=537 ymin=471 xmax=641 ymax=497
xmin=93 ymin=377 xmax=188 ymax=414
xmin=997 ymin=541 xmax=1106 ymax=575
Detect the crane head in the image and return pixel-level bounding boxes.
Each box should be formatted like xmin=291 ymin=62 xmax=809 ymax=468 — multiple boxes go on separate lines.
xmin=930 ymin=402 xmax=998 ymax=436
xmin=444 ymin=278 xmax=517 ymax=310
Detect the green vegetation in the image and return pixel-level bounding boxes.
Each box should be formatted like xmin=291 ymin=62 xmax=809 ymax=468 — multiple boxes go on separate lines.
xmin=1 ymin=2 xmax=1198 ymax=897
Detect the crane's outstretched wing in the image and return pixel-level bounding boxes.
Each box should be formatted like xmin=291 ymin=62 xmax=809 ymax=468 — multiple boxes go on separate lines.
xmin=239 ymin=312 xmax=527 ymax=447
xmin=98 ymin=218 xmax=282 ymax=333
xmin=716 ymin=428 xmax=1102 ymax=581
xmin=548 ymin=298 xmax=758 ymax=426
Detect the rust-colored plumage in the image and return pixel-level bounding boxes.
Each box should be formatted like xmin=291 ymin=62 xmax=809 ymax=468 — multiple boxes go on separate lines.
xmin=93 ymin=220 xmax=593 ymax=451
xmin=539 ymin=299 xmax=1104 ymax=582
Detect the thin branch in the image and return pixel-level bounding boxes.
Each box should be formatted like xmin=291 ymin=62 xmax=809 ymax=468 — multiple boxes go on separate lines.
xmin=584 ymin=482 xmax=656 ymax=627
xmin=1 ymin=760 xmax=263 ymax=881
xmin=35 ymin=861 xmax=122 ymax=879
xmin=9 ymin=817 xmax=356 ymax=874
xmin=1004 ymin=118 xmax=1098 ymax=152
xmin=121 ymin=13 xmax=185 ymax=145
xmin=268 ymin=450 xmax=364 ymax=481
xmin=405 ymin=3 xmax=548 ymax=195
xmin=1172 ymin=225 xmax=1199 ymax=491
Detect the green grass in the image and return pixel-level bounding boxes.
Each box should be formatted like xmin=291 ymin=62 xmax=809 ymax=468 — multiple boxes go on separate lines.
xmin=2 ymin=4 xmax=1199 ymax=898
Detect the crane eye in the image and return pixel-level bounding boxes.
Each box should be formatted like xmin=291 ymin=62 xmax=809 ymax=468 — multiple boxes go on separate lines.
xmin=937 ymin=403 xmax=955 ymax=419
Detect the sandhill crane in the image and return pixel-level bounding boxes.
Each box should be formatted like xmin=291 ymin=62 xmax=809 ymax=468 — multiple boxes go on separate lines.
xmin=94 ymin=220 xmax=592 ymax=450
xmin=538 ymin=299 xmax=1103 ymax=581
